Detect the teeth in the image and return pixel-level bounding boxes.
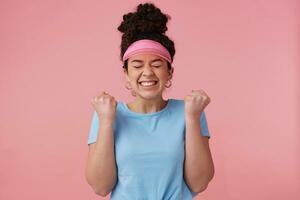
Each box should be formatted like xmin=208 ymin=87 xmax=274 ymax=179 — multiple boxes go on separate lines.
xmin=140 ymin=81 xmax=157 ymax=86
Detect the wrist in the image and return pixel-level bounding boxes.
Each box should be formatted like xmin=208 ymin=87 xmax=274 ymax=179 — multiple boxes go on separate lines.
xmin=185 ymin=112 xmax=201 ymax=121
xmin=99 ymin=116 xmax=115 ymax=124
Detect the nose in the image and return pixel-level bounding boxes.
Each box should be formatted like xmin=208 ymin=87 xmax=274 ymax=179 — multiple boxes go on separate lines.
xmin=142 ymin=64 xmax=154 ymax=76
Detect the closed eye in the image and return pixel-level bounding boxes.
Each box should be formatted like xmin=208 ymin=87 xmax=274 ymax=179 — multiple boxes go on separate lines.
xmin=152 ymin=61 xmax=162 ymax=67
xmin=152 ymin=65 xmax=161 ymax=67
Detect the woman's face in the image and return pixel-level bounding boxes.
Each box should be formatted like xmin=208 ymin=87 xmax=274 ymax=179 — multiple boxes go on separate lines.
xmin=124 ymin=53 xmax=173 ymax=100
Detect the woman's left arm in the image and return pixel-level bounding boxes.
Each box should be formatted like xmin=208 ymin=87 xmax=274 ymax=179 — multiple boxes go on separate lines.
xmin=183 ymin=90 xmax=215 ymax=193
xmin=184 ymin=115 xmax=215 ymax=193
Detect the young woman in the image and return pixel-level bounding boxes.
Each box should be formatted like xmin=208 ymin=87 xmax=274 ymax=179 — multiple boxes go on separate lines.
xmin=85 ymin=3 xmax=214 ymax=199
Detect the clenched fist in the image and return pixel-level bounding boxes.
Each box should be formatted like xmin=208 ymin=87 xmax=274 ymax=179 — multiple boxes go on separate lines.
xmin=184 ymin=89 xmax=211 ymax=118
xmin=90 ymin=91 xmax=117 ymax=121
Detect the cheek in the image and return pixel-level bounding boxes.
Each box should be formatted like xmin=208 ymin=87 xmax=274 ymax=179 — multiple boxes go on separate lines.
xmin=157 ymin=72 xmax=169 ymax=81
xmin=127 ymin=72 xmax=139 ymax=82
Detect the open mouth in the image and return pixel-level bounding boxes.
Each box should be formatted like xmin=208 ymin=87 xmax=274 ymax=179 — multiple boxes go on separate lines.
xmin=138 ymin=81 xmax=158 ymax=87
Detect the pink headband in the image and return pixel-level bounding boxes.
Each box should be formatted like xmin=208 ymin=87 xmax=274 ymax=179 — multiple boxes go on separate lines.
xmin=122 ymin=39 xmax=172 ymax=63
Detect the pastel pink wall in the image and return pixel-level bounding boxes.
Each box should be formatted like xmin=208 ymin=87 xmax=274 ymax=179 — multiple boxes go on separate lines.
xmin=1 ymin=0 xmax=299 ymax=199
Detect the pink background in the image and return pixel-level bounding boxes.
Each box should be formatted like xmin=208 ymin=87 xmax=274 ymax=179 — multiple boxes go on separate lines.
xmin=1 ymin=0 xmax=299 ymax=199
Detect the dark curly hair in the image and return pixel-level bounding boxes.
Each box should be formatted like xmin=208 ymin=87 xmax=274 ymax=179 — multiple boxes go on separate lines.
xmin=117 ymin=2 xmax=175 ymax=73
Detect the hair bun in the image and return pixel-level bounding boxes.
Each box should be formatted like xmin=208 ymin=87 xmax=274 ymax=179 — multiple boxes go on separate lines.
xmin=118 ymin=3 xmax=171 ymax=35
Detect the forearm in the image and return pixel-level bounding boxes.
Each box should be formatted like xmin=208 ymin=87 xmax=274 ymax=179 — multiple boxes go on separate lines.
xmin=184 ymin=114 xmax=214 ymax=193
xmin=86 ymin=119 xmax=117 ymax=195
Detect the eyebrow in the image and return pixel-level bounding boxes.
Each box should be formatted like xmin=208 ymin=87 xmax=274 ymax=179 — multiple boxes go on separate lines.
xmin=130 ymin=58 xmax=163 ymax=63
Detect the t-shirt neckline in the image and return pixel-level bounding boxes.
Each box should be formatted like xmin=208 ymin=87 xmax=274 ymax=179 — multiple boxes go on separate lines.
xmin=121 ymin=98 xmax=173 ymax=117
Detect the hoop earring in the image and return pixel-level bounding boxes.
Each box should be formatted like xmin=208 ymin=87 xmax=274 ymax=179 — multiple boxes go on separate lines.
xmin=125 ymin=82 xmax=132 ymax=90
xmin=165 ymin=79 xmax=172 ymax=88
xmin=125 ymin=82 xmax=137 ymax=96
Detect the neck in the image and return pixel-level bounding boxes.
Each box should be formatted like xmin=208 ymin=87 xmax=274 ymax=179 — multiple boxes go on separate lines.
xmin=127 ymin=96 xmax=168 ymax=114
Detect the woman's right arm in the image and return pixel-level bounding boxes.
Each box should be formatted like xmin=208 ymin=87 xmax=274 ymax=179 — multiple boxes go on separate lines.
xmin=85 ymin=117 xmax=117 ymax=197
xmin=85 ymin=92 xmax=117 ymax=197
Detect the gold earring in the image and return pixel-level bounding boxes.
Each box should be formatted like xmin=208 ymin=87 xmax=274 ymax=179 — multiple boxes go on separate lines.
xmin=125 ymin=82 xmax=137 ymax=97
xmin=165 ymin=79 xmax=172 ymax=88
xmin=125 ymin=82 xmax=132 ymax=90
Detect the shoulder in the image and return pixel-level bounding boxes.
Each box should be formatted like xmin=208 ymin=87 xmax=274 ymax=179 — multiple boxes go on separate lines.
xmin=168 ymin=98 xmax=185 ymax=113
xmin=170 ymin=98 xmax=183 ymax=104
xmin=169 ymin=98 xmax=184 ymax=107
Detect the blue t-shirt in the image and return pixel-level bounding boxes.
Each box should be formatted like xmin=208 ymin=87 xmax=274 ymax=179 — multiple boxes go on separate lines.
xmin=87 ymin=98 xmax=211 ymax=199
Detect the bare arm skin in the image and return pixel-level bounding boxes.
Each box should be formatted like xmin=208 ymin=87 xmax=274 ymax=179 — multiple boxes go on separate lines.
xmin=85 ymin=118 xmax=117 ymax=197
xmin=85 ymin=92 xmax=117 ymax=197
xmin=184 ymin=115 xmax=215 ymax=193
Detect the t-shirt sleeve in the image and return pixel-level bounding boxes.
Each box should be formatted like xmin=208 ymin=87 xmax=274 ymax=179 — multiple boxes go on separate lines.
xmin=200 ymin=111 xmax=211 ymax=139
xmin=87 ymin=111 xmax=100 ymax=145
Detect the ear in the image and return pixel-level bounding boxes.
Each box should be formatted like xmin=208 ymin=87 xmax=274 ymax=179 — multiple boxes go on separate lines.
xmin=124 ymin=69 xmax=130 ymax=82
xmin=168 ymin=67 xmax=174 ymax=79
